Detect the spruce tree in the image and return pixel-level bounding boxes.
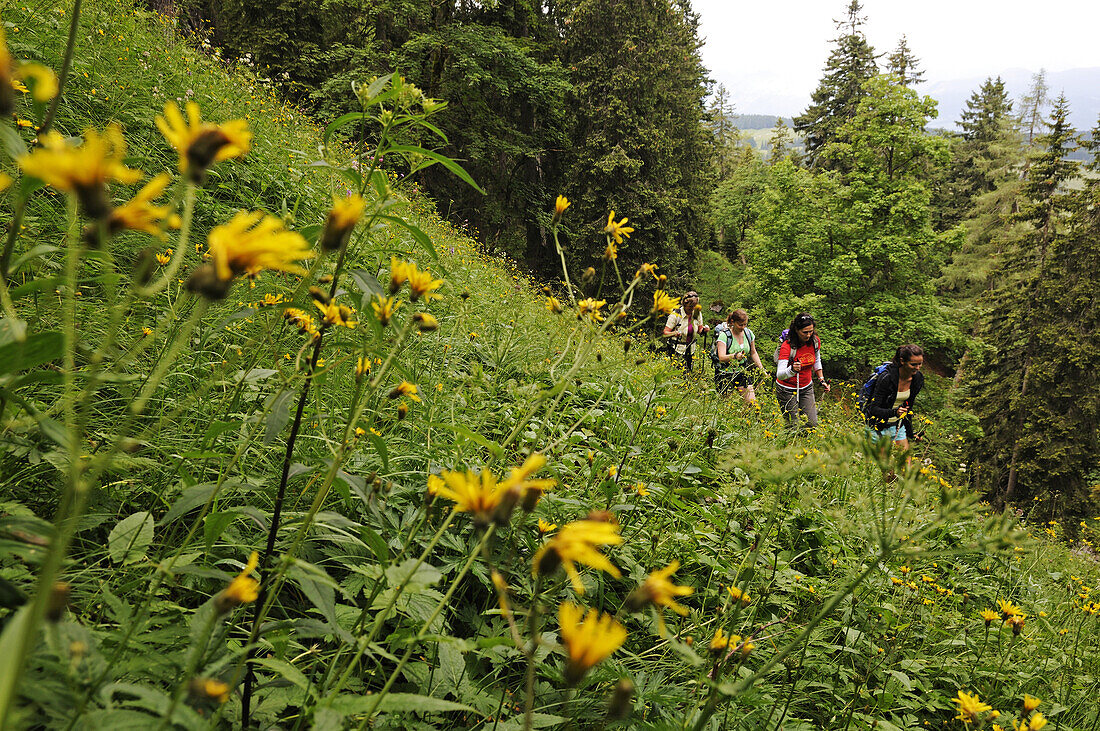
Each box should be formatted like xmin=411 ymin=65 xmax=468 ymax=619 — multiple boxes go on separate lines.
xmin=767 ymin=117 xmax=793 ymax=164
xmin=967 ymin=95 xmax=1079 ymax=506
xmin=709 ymin=83 xmax=741 ymax=178
xmin=886 ymin=35 xmax=924 ymax=86
xmin=793 ymin=0 xmax=878 ymax=167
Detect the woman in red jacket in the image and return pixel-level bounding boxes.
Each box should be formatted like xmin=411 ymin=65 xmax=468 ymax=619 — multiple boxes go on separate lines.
xmin=775 ymin=312 xmax=830 ymax=431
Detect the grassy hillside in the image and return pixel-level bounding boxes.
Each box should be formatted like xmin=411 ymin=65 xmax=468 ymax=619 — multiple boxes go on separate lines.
xmin=1 ymin=2 xmax=1098 ymax=730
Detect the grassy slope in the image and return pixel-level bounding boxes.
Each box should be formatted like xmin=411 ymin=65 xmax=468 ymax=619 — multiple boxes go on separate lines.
xmin=2 ymin=2 xmax=1099 ymax=729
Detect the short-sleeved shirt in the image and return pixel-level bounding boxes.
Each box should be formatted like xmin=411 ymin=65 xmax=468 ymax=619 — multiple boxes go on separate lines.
xmin=716 ymin=327 xmax=754 ymax=373
xmin=776 ymin=337 xmax=821 ymax=389
xmin=665 ymin=307 xmax=705 ymax=355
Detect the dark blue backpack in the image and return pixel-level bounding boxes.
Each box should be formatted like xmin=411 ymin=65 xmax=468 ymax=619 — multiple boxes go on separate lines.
xmin=858 ymin=362 xmax=892 ymax=414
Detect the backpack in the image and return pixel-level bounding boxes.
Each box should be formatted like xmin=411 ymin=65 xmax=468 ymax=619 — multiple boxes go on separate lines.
xmin=710 ymin=324 xmax=753 ymax=371
xmin=771 ymin=329 xmax=819 ymax=365
xmin=858 ymin=362 xmax=893 ymax=414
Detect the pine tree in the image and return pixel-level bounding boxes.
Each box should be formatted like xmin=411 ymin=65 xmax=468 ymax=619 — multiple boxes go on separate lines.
xmin=886 ymin=35 xmax=924 ymax=86
xmin=557 ymin=0 xmax=713 ymax=278
xmin=708 ymin=83 xmax=741 ymax=178
xmin=1018 ymin=69 xmax=1049 ymax=150
xmin=793 ymin=0 xmax=878 ymax=167
xmin=967 ymin=95 xmax=1079 ymax=506
xmin=767 ymin=117 xmax=792 ymax=164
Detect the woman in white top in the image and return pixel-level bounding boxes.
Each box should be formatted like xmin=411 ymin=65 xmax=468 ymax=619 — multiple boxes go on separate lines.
xmin=663 ymin=290 xmax=708 ymax=371
xmin=714 ymin=309 xmax=767 ymax=402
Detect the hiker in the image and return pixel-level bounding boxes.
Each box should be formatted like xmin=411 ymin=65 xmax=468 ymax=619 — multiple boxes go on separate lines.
xmin=713 ymin=309 xmax=766 ymax=402
xmin=864 ymin=344 xmax=924 ymax=450
xmin=663 ymin=290 xmax=708 ymax=371
xmin=774 ymin=312 xmax=830 ymax=430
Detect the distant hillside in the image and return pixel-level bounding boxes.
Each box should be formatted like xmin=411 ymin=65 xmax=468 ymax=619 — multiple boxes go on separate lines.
xmin=732 ymin=114 xmax=794 ymax=130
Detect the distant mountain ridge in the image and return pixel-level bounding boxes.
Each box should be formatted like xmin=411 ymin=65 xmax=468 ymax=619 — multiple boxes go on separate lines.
xmin=736 ymin=67 xmax=1100 ymax=134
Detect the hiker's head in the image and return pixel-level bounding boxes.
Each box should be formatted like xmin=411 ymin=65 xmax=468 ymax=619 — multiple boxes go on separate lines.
xmin=789 ymin=313 xmax=816 ymax=346
xmin=727 ymin=308 xmax=749 ymax=329
xmin=893 ymin=344 xmax=924 ymax=371
xmin=682 ymin=290 xmax=699 ymax=313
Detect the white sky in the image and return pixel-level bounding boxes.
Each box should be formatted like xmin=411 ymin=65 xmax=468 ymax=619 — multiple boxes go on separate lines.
xmin=694 ymin=0 xmax=1100 ymax=116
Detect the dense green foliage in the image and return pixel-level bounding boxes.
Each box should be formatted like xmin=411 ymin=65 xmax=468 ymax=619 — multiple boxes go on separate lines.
xmin=187 ymin=0 xmax=713 ymax=280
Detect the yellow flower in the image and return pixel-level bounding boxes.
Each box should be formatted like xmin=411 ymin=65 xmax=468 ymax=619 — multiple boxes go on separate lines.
xmin=546 ymin=296 xmax=563 ymax=315
xmin=603 ymin=211 xmax=634 ymax=244
xmin=635 ymin=262 xmax=658 ymax=280
xmin=141 ymin=327 xmax=153 ymax=337
xmin=727 ymin=585 xmax=751 ymax=607
xmin=1022 ymin=695 xmax=1041 ymax=713
xmin=313 ymin=299 xmax=357 ymax=329
xmin=1027 ymin=712 xmax=1048 ymax=730
xmin=407 ymin=264 xmax=443 ymax=302
xmin=431 ymin=468 xmax=508 ymax=524
xmin=538 ymin=518 xmax=557 ymax=533
xmin=319 ymin=194 xmax=366 ymax=251
xmin=388 ymin=380 xmax=421 ymax=402
xmin=371 ymin=295 xmax=402 ymax=326
xmin=603 ymin=240 xmax=618 ymax=261
xmin=553 ymin=194 xmax=570 ymax=219
xmin=558 ymin=601 xmax=627 ymax=685
xmin=155 ymin=251 xmax=171 ymax=265
xmin=953 ymin=691 xmax=992 ymax=724
xmin=215 ymin=552 xmax=260 ymax=613
xmin=899 ymin=566 xmax=910 ymax=575
xmin=188 ymin=211 xmax=313 ymax=298
xmin=155 ymin=101 xmax=251 ymax=180
xmin=107 ymin=173 xmax=175 ymax=238
xmin=533 ymin=519 xmax=622 ymax=593
xmin=189 ymin=677 xmax=231 ymax=705
xmin=980 ymin=609 xmax=999 ymax=625
xmin=19 ymin=125 xmax=141 ymax=219
xmin=651 ymin=290 xmax=679 ymax=315
xmin=17 ymin=62 xmax=58 ymax=102
xmin=283 ymin=308 xmax=319 ymax=338
xmin=998 ymin=599 xmax=1023 ymax=620
xmin=627 ymin=561 xmax=693 ymax=634
xmin=388 ymin=257 xmax=412 ymax=294
xmin=499 ymin=453 xmax=556 ymax=495
xmin=577 ymin=297 xmax=607 ymax=323
xmin=632 ymin=482 xmax=649 ymax=497
xmin=0 ymin=172 xmax=11 ymax=192
xmin=709 ymin=628 xmax=732 ymax=653
xmin=1007 ymin=614 xmax=1026 ymax=635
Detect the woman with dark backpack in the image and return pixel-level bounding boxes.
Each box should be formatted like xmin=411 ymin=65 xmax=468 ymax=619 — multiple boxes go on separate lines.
xmin=775 ymin=313 xmax=830 ymax=431
xmin=865 ymin=344 xmax=925 ymax=451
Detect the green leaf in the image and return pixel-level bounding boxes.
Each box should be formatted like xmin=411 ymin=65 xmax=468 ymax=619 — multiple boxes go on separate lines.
xmin=0 ymin=607 xmax=31 ymax=717
xmin=375 ymin=214 xmax=441 ymax=264
xmin=203 ymin=511 xmax=239 ymax=551
xmin=360 ymin=526 xmax=390 ymax=564
xmin=252 ymin=657 xmax=312 ymax=694
xmin=263 ymin=389 xmax=294 ymax=446
xmin=107 ymin=512 xmax=154 ymax=565
xmin=0 ymin=330 xmax=63 ymax=377
xmin=159 ymin=482 xmax=221 ymax=525
xmin=0 ymin=124 xmax=26 ymax=159
xmin=366 ymin=431 xmax=389 ymax=473
xmin=425 ymin=422 xmax=504 ymax=458
xmin=9 ymin=245 xmax=60 ymax=274
xmin=385 ymin=144 xmax=486 ymax=194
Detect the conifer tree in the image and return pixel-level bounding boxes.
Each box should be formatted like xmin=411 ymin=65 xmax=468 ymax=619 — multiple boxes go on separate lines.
xmin=793 ymin=0 xmax=878 ymax=167
xmin=886 ymin=35 xmax=924 ymax=86
xmin=709 ymin=83 xmax=741 ymax=178
xmin=767 ymin=117 xmax=793 ymax=164
xmin=967 ymin=95 xmax=1080 ymax=506
xmin=557 ymin=0 xmax=713 ymax=277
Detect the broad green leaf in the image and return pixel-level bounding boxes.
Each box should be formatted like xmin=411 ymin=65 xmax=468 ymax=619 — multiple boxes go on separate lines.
xmin=107 ymin=512 xmax=154 ymax=565
xmin=0 ymin=330 xmax=63 ymax=377
xmin=263 ymin=389 xmax=294 ymax=446
xmin=385 ymin=144 xmax=486 ymax=194
xmin=252 ymin=657 xmax=312 ymax=694
xmin=425 ymin=422 xmax=504 ymax=458
xmin=0 ymin=607 xmax=31 ymax=717
xmin=375 ymin=214 xmax=441 ymax=264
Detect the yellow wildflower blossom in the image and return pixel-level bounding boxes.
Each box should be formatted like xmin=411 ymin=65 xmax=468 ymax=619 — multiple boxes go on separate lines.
xmin=319 ymin=194 xmax=366 ymax=251
xmin=553 ymin=194 xmax=570 ymax=220
xmin=953 ymin=690 xmax=992 ymax=724
xmin=189 ymin=677 xmax=230 ymax=705
xmin=407 ymin=264 xmax=443 ymax=302
xmin=727 ymin=585 xmax=751 ymax=607
xmin=371 ymin=295 xmax=402 ymax=326
xmin=155 ymin=101 xmax=251 ymax=180
xmin=980 ymin=609 xmax=999 ymax=625
xmin=626 ymin=561 xmax=693 ymax=634
xmin=577 ymin=297 xmax=607 ymax=323
xmin=313 ymin=299 xmax=357 ymax=329
xmin=534 ymin=519 xmax=622 ymax=594
xmin=388 ymin=257 xmax=411 ymax=294
xmin=214 ymin=552 xmax=260 ymax=613
xmin=19 ymin=125 xmax=141 ymax=219
xmin=538 ymin=518 xmax=557 ymax=533
xmin=188 ymin=211 xmax=312 ymax=299
xmin=388 ymin=380 xmax=421 ymax=402
xmin=546 ymin=296 xmax=564 ymax=315
xmin=1022 ymin=695 xmax=1041 ymax=713
xmin=603 ymin=211 xmax=634 ymax=244
xmin=558 ymin=601 xmax=626 ymax=685
xmin=17 ymin=62 xmax=58 ymax=102
xmin=651 ymin=290 xmax=679 ymax=315
xmin=106 ymin=173 xmax=175 ymax=238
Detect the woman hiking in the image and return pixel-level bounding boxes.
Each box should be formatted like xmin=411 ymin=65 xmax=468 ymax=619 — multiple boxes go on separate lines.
xmin=865 ymin=344 xmax=924 ymax=451
xmin=714 ymin=309 xmax=767 ymax=402
xmin=663 ymin=289 xmax=708 ymax=371
xmin=775 ymin=312 xmax=830 ymax=431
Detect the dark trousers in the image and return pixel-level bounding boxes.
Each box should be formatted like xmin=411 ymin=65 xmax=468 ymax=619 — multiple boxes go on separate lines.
xmin=775 ymin=382 xmax=818 ymax=430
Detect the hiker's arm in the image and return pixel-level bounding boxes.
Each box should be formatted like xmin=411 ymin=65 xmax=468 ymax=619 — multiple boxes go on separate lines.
xmin=749 ymin=340 xmax=766 ymax=371
xmin=717 ymin=339 xmax=733 ymax=363
xmin=776 ymin=343 xmax=795 ymax=380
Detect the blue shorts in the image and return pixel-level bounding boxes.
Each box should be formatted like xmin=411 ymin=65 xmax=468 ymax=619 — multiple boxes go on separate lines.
xmin=868 ymin=424 xmax=907 ymax=443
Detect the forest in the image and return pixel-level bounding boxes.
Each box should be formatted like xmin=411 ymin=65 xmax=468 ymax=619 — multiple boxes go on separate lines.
xmin=0 ymin=0 xmax=1098 ymax=728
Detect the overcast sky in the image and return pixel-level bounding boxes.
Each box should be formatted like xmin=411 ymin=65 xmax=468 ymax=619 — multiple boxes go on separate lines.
xmin=694 ymin=0 xmax=1100 ymax=116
